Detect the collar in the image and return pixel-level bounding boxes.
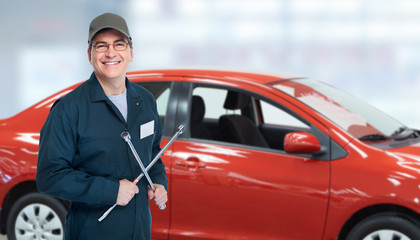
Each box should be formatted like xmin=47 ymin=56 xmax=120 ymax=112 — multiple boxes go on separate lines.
xmin=88 ymin=72 xmax=141 ymax=102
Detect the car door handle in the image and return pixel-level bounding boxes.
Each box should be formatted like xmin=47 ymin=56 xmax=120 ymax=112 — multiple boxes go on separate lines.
xmin=175 ymin=157 xmax=206 ymax=169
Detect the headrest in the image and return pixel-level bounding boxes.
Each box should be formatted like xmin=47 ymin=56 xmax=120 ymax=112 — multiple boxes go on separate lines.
xmin=191 ymin=95 xmax=205 ymax=124
xmin=223 ymin=91 xmax=250 ymax=110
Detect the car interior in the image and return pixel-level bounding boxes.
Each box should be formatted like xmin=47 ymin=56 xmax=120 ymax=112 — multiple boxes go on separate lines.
xmin=218 ymin=90 xmax=269 ymax=148
xmin=190 ymin=86 xmax=310 ymax=151
xmin=190 ymin=95 xmax=213 ymax=140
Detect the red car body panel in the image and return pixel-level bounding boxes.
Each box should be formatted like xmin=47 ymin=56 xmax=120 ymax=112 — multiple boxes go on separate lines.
xmin=324 ymin=141 xmax=420 ymax=239
xmin=1 ymin=69 xmax=419 ymax=239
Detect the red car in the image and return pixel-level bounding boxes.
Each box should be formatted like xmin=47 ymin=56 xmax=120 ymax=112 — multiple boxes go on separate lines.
xmin=1 ymin=69 xmax=420 ymax=240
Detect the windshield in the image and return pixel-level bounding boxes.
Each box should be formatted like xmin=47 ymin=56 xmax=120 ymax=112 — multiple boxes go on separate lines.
xmin=272 ymin=79 xmax=405 ymax=139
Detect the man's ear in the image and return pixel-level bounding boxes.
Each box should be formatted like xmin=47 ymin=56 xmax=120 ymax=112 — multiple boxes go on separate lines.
xmin=130 ymin=47 xmax=134 ymax=63
xmin=87 ymin=48 xmax=92 ymax=64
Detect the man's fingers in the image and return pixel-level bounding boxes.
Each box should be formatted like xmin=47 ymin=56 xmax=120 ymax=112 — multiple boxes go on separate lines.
xmin=149 ymin=184 xmax=168 ymax=206
xmin=117 ymin=179 xmax=139 ymax=206
xmin=147 ymin=186 xmax=154 ymax=200
xmin=154 ymin=191 xmax=168 ymax=205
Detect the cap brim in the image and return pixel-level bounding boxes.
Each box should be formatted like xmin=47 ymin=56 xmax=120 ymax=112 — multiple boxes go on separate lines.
xmin=89 ymin=26 xmax=131 ymax=43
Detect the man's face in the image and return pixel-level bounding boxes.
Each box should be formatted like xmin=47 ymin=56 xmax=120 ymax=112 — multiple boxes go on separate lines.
xmin=88 ymin=29 xmax=133 ymax=82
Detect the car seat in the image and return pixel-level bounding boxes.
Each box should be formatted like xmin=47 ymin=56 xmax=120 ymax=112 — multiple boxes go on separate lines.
xmin=219 ymin=91 xmax=269 ymax=147
xmin=190 ymin=95 xmax=213 ymax=140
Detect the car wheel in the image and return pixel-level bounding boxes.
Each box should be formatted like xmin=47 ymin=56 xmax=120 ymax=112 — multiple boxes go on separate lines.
xmin=6 ymin=192 xmax=67 ymax=240
xmin=346 ymin=213 xmax=420 ymax=240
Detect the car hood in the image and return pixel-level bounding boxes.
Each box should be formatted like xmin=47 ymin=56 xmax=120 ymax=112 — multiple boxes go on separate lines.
xmin=387 ymin=141 xmax=420 ymax=156
xmin=385 ymin=142 xmax=420 ymax=170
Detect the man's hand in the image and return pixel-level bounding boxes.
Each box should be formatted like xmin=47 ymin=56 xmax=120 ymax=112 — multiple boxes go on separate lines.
xmin=116 ymin=179 xmax=139 ymax=206
xmin=147 ymin=184 xmax=168 ymax=208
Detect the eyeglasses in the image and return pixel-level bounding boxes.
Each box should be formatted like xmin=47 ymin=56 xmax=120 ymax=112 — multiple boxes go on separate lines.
xmin=91 ymin=41 xmax=129 ymax=52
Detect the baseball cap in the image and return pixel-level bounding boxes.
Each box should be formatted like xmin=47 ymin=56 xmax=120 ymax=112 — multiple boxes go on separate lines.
xmin=88 ymin=13 xmax=132 ymax=44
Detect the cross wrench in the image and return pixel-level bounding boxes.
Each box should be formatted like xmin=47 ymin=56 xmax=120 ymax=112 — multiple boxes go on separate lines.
xmin=122 ymin=130 xmax=166 ymax=210
xmin=98 ymin=125 xmax=184 ymax=222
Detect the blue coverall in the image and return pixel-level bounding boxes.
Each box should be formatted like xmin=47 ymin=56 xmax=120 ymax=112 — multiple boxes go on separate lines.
xmin=36 ymin=73 xmax=168 ymax=240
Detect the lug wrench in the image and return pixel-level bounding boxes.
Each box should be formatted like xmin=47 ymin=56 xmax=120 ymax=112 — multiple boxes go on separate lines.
xmin=98 ymin=125 xmax=185 ymax=222
xmin=122 ymin=130 xmax=166 ymax=210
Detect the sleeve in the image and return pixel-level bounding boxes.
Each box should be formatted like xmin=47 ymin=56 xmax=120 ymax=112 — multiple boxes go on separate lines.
xmin=148 ymin=100 xmax=168 ymax=190
xmin=36 ymin=101 xmax=119 ymax=207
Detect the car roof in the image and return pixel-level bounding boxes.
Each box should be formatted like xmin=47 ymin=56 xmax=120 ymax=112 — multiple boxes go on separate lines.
xmin=127 ymin=68 xmax=302 ymax=85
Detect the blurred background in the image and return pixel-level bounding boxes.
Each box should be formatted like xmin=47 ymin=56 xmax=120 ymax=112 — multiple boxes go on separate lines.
xmin=1 ymin=0 xmax=420 ymax=128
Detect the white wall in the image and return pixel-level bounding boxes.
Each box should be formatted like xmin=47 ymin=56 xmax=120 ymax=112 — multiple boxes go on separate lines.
xmin=1 ymin=0 xmax=419 ymax=129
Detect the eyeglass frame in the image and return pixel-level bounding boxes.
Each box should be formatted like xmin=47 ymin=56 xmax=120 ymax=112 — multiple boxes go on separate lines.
xmin=89 ymin=40 xmax=131 ymax=52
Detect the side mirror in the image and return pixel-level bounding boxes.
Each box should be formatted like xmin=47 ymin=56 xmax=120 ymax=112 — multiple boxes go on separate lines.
xmin=284 ymin=132 xmax=321 ymax=154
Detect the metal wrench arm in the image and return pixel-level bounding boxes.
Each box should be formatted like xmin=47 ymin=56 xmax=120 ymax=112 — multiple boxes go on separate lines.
xmin=122 ymin=132 xmax=166 ymax=211
xmin=124 ymin=138 xmax=158 ymax=190
xmin=133 ymin=124 xmax=184 ymax=184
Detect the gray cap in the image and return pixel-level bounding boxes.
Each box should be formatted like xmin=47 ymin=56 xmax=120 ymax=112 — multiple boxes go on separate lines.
xmin=88 ymin=13 xmax=132 ymax=44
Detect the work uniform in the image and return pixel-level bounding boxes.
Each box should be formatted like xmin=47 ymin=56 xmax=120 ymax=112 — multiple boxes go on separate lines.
xmin=36 ymin=73 xmax=168 ymax=240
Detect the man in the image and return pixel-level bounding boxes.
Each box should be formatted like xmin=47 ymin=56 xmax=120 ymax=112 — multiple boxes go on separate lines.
xmin=36 ymin=13 xmax=168 ymax=240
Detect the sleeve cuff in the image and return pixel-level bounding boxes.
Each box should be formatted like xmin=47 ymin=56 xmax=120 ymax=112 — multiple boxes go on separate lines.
xmin=100 ymin=178 xmax=120 ymax=205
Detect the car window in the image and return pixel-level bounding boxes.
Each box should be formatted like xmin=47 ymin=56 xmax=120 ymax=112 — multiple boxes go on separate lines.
xmin=191 ymin=85 xmax=309 ymax=151
xmin=156 ymin=88 xmax=170 ymax=117
xmin=260 ymin=101 xmax=309 ymax=129
xmin=137 ymin=82 xmax=171 ymax=125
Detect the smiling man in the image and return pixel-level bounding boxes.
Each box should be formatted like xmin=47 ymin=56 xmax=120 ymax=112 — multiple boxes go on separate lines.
xmin=36 ymin=13 xmax=168 ymax=240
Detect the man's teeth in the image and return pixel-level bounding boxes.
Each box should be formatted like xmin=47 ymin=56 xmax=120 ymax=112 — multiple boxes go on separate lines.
xmin=104 ymin=62 xmax=119 ymax=65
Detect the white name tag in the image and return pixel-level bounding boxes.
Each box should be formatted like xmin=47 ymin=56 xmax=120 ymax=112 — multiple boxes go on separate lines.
xmin=140 ymin=120 xmax=154 ymax=139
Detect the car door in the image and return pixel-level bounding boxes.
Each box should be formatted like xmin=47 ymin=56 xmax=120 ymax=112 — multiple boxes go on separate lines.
xmin=169 ymin=82 xmax=331 ymax=240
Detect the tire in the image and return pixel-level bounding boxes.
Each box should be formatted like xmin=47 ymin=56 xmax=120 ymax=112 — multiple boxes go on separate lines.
xmin=346 ymin=213 xmax=420 ymax=240
xmin=6 ymin=192 xmax=67 ymax=240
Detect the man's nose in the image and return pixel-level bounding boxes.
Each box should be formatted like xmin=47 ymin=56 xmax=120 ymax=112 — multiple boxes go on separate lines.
xmin=105 ymin=45 xmax=117 ymax=57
